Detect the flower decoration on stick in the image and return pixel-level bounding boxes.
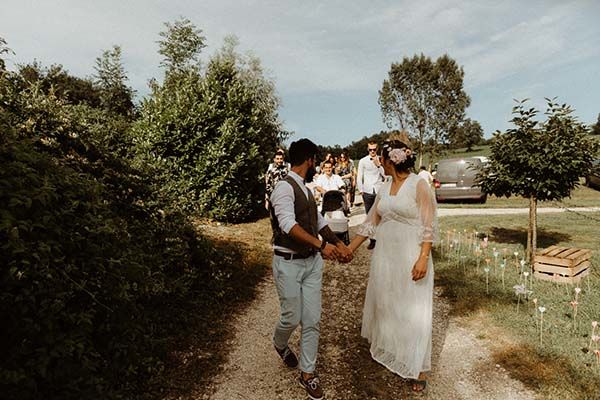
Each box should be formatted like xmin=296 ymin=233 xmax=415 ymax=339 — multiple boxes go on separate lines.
xmin=590 ymin=321 xmax=599 ymax=349
xmin=514 ymin=284 xmax=527 ymax=312
xmin=539 ymin=306 xmax=546 ymax=345
xmin=484 ymin=266 xmax=491 ymax=294
xmin=493 ymin=248 xmax=499 ymax=271
xmin=571 ymin=287 xmax=582 ymax=328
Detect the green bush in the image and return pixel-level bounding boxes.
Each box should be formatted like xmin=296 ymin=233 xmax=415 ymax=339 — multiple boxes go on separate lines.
xmin=0 ymin=71 xmax=214 ymax=399
xmin=133 ymin=42 xmax=284 ymax=222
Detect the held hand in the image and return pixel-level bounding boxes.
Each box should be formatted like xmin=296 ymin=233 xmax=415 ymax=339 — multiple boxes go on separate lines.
xmin=335 ymin=242 xmax=353 ymax=263
xmin=321 ymin=243 xmax=341 ymax=261
xmin=411 ymin=257 xmax=428 ymax=281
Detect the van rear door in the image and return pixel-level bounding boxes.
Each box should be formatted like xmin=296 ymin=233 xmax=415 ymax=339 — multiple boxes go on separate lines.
xmin=460 ymin=159 xmax=482 ymax=188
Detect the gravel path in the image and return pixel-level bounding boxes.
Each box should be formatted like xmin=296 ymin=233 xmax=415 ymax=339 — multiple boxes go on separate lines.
xmin=201 ymin=224 xmax=537 ymax=400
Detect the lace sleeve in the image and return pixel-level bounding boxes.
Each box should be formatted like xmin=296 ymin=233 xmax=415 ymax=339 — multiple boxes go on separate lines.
xmin=356 ymin=182 xmax=385 ymax=237
xmin=415 ymin=178 xmax=439 ymax=243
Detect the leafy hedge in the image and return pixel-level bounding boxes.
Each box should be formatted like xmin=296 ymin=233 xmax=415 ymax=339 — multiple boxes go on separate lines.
xmin=0 ymin=75 xmax=219 ymax=399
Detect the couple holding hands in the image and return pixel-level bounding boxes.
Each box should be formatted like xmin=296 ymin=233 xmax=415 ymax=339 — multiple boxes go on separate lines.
xmin=269 ymin=136 xmax=438 ymax=399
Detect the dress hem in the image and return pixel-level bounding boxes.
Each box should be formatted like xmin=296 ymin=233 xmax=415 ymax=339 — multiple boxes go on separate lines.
xmin=365 ymin=341 xmax=431 ymax=380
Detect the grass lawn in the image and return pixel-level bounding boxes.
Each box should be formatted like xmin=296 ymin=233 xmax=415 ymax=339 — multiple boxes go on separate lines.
xmin=438 ymin=184 xmax=600 ymax=209
xmin=435 ymin=211 xmax=600 ymax=399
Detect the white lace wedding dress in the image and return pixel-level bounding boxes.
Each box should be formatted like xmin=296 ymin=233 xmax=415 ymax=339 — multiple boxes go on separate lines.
xmin=357 ymin=173 xmax=438 ymax=379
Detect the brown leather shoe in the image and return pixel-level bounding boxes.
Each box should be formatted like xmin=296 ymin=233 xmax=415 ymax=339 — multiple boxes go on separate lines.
xmin=299 ymin=372 xmax=324 ymax=400
xmin=275 ymin=345 xmax=298 ymax=368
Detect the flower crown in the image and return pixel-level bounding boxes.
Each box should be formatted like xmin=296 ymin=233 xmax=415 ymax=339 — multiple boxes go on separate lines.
xmin=383 ymin=143 xmax=413 ymax=165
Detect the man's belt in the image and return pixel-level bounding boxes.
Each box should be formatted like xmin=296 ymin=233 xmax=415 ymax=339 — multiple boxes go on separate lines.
xmin=274 ymin=249 xmax=316 ymax=260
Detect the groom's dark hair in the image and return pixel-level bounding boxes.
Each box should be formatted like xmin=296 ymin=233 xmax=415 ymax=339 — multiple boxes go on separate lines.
xmin=289 ymin=138 xmax=319 ymax=167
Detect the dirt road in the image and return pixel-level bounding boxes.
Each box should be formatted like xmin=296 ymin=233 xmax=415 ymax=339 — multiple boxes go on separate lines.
xmin=198 ymin=227 xmax=536 ymax=399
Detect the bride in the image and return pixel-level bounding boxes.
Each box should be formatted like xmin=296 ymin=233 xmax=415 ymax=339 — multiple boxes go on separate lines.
xmin=348 ymin=137 xmax=438 ymax=392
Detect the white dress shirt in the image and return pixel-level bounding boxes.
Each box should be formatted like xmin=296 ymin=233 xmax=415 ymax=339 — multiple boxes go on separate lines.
xmin=357 ymin=155 xmax=385 ymax=194
xmin=270 ymin=171 xmax=328 ymax=252
xmin=315 ymin=173 xmax=345 ymax=192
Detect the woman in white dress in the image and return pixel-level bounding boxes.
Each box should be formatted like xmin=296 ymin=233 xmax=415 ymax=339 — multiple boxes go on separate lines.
xmin=348 ymin=138 xmax=438 ymax=392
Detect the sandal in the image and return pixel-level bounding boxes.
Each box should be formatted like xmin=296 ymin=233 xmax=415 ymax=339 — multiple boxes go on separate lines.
xmin=411 ymin=379 xmax=427 ymax=392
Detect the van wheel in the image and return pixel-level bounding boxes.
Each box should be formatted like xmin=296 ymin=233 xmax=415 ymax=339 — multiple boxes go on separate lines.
xmin=479 ymin=195 xmax=487 ymax=204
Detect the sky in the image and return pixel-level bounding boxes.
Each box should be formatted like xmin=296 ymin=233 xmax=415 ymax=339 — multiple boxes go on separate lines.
xmin=1 ymin=0 xmax=599 ymax=147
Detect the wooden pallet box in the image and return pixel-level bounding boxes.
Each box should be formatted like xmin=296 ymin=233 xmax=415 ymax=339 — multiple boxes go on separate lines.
xmin=533 ymin=246 xmax=592 ymax=284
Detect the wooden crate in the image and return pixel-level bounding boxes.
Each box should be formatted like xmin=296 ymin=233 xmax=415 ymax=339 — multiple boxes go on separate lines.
xmin=534 ymin=246 xmax=592 ymax=284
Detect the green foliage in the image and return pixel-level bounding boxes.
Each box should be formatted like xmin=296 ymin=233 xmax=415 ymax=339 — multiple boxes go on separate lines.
xmin=0 ymin=57 xmax=220 ymax=399
xmin=449 ymin=118 xmax=484 ymax=151
xmin=379 ymin=54 xmax=470 ymax=165
xmin=0 ymin=36 xmax=12 ymax=71
xmin=591 ymin=113 xmax=600 ymax=135
xmin=11 ymin=62 xmax=102 ymax=108
xmin=479 ymin=99 xmax=599 ymax=201
xmin=158 ymin=17 xmax=206 ymax=74
xmin=94 ymin=45 xmax=135 ymax=117
xmin=135 ymin=33 xmax=283 ymax=222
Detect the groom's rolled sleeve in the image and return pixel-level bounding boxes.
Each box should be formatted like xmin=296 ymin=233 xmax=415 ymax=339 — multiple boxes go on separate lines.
xmin=270 ymin=181 xmax=297 ymax=234
xmin=317 ymin=212 xmax=327 ymax=231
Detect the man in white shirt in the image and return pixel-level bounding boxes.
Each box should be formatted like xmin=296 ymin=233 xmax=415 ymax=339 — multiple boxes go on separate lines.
xmin=418 ymin=166 xmax=434 ymax=186
xmin=314 ymin=160 xmax=345 ymax=194
xmin=357 ymin=141 xmax=385 ymax=249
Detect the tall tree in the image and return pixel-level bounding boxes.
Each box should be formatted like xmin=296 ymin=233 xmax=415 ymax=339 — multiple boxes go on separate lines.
xmin=93 ymin=45 xmax=134 ymax=116
xmin=158 ymin=17 xmax=206 ymax=75
xmin=478 ymin=99 xmax=599 ymax=264
xmin=592 ymin=113 xmax=600 ymax=135
xmin=449 ymin=118 xmax=484 ymax=150
xmin=135 ymin=27 xmax=284 ymax=222
xmin=379 ymin=54 xmax=470 ymax=167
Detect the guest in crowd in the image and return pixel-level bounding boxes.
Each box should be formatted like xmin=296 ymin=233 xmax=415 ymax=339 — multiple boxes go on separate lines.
xmin=336 ymin=152 xmax=355 ymax=207
xmin=357 ymin=140 xmax=386 ymax=249
xmin=315 ymin=160 xmax=345 ymax=194
xmin=265 ymin=150 xmax=291 ymax=209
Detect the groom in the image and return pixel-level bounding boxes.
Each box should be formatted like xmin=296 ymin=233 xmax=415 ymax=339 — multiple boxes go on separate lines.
xmin=269 ymin=138 xmax=352 ymax=400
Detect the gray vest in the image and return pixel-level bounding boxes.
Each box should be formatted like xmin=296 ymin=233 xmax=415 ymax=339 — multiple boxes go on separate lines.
xmin=270 ymin=175 xmax=319 ymax=255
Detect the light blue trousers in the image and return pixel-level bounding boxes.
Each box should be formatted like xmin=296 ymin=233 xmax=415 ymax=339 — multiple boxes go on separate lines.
xmin=272 ymin=253 xmax=323 ymax=373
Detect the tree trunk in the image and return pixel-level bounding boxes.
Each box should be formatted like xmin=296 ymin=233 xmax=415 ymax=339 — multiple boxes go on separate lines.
xmin=531 ymin=195 xmax=537 ymax=265
xmin=527 ymin=195 xmax=538 ymax=265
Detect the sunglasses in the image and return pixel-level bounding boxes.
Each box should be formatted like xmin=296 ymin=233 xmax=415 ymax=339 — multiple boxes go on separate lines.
xmin=368 ymin=148 xmax=377 ymax=152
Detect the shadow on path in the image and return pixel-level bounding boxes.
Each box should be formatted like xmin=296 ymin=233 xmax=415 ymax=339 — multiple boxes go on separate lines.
xmin=142 ymin=221 xmax=271 ymax=400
